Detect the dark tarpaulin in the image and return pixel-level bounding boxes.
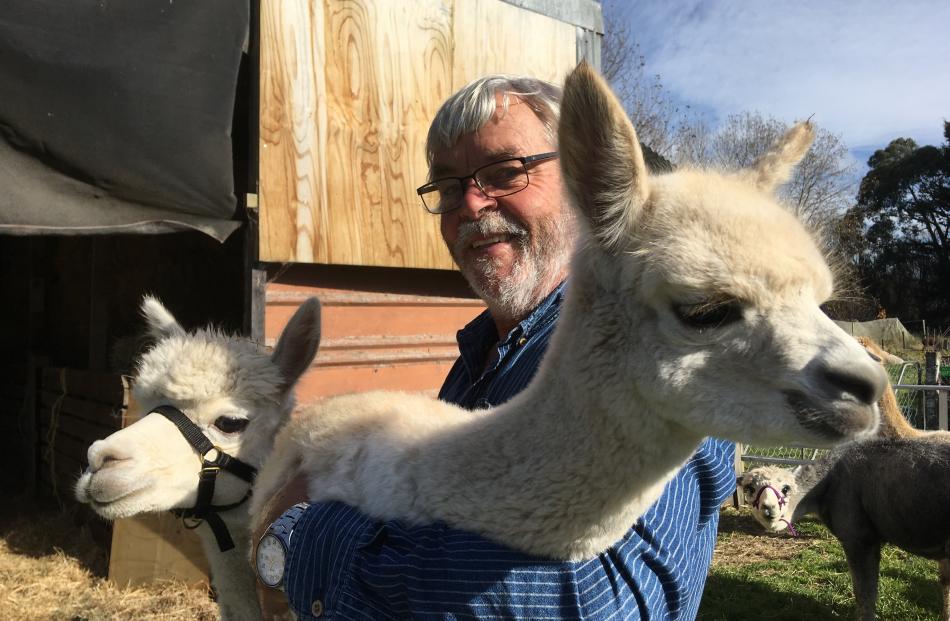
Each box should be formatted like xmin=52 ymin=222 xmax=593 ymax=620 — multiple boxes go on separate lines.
xmin=0 ymin=0 xmax=247 ymax=241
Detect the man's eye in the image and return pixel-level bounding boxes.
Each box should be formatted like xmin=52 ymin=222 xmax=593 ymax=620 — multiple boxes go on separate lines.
xmin=214 ymin=416 xmax=249 ymax=434
xmin=673 ymin=301 xmax=743 ymax=330
xmin=485 ymin=166 xmax=521 ymax=186
xmin=439 ymin=184 xmax=461 ymax=199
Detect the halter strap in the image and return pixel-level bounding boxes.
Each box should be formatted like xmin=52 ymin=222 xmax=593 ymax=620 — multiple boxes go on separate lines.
xmin=152 ymin=405 xmax=257 ymax=482
xmin=779 ymin=518 xmax=799 ymax=537
xmin=751 ymin=484 xmax=787 ymax=510
xmin=151 ymin=405 xmax=258 ymax=551
xmin=751 ymin=483 xmax=798 ymax=538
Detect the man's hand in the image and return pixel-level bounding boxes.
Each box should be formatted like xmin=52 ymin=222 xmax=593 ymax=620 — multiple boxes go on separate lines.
xmin=253 ymin=470 xmax=310 ymax=620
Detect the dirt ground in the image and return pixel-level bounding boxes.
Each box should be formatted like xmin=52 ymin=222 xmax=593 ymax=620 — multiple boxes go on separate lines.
xmin=712 ymin=506 xmax=818 ymax=567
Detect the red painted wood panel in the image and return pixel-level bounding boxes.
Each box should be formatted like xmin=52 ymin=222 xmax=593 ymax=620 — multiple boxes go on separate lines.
xmin=265 ymin=265 xmax=484 ymax=400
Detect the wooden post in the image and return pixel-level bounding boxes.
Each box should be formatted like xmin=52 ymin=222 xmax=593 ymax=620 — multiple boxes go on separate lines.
xmin=939 ymin=391 xmax=948 ymax=432
xmin=732 ymin=443 xmax=744 ymax=508
xmin=245 ymin=0 xmax=264 ymax=343
xmin=244 ymin=193 xmax=266 ymax=344
xmin=925 ymin=351 xmax=941 ymax=429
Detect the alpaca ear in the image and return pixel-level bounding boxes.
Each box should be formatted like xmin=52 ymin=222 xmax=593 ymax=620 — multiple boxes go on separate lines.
xmin=140 ymin=295 xmax=186 ymax=340
xmin=747 ymin=121 xmax=814 ymax=193
xmin=559 ymin=62 xmax=650 ymax=252
xmin=271 ymin=297 xmax=322 ymax=392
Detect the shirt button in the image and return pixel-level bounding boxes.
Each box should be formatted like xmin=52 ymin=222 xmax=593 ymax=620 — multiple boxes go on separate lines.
xmin=311 ymin=599 xmax=324 ymax=617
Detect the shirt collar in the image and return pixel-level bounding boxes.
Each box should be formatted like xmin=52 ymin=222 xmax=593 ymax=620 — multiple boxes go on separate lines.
xmin=456 ymin=280 xmax=567 ymax=378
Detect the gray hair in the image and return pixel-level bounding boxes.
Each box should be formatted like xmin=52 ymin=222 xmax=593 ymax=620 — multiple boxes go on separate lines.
xmin=425 ymin=75 xmax=561 ymax=169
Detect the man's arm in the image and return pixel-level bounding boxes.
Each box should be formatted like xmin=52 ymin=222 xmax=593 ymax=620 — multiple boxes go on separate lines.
xmin=253 ymin=472 xmax=308 ymax=620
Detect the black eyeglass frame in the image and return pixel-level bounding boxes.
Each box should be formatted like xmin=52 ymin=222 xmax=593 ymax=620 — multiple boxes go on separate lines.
xmin=416 ymin=151 xmax=559 ymax=214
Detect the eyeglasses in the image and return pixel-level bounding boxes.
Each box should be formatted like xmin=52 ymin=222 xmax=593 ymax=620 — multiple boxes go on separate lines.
xmin=417 ymin=152 xmax=559 ymax=214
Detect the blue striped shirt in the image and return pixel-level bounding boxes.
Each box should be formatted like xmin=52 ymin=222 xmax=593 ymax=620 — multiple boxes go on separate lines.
xmin=283 ymin=281 xmax=736 ymax=620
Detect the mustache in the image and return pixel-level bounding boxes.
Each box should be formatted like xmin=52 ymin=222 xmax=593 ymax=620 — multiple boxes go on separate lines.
xmin=453 ymin=213 xmax=529 ymax=254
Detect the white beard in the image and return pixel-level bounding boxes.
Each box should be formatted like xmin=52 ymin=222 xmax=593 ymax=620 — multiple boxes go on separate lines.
xmin=452 ymin=210 xmax=574 ymax=326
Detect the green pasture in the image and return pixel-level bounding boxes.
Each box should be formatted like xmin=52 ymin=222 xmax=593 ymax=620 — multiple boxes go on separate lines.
xmin=701 ymin=508 xmax=941 ymax=620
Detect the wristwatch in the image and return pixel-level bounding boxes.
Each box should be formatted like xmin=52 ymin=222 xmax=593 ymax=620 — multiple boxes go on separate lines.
xmin=255 ymin=502 xmax=310 ymax=589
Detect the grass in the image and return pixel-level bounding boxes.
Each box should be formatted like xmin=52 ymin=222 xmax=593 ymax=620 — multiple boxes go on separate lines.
xmin=700 ymin=507 xmax=942 ymax=620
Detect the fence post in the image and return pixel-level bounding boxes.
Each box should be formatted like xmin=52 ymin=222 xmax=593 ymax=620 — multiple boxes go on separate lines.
xmin=732 ymin=443 xmax=744 ymax=508
xmin=925 ymin=351 xmax=941 ymax=429
xmin=940 ymin=392 xmax=948 ymax=431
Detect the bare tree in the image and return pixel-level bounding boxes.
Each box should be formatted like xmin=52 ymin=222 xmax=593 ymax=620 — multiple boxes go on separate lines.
xmin=601 ymin=2 xmax=854 ymax=228
xmin=600 ymin=0 xmax=704 ymax=162
xmin=699 ymin=111 xmax=856 ymax=227
xmin=600 ymin=2 xmax=861 ymax=309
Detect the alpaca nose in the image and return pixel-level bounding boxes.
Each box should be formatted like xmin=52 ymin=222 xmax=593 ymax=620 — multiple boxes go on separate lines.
xmin=86 ymin=439 xmax=130 ymax=472
xmin=763 ymin=508 xmax=773 ymax=519
xmin=819 ymin=363 xmax=886 ymax=406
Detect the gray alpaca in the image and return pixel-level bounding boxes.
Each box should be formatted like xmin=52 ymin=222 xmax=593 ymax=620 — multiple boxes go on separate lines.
xmin=743 ymin=439 xmax=950 ymax=620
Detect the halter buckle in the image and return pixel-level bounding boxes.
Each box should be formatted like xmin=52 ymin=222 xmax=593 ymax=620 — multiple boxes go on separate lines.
xmin=202 ymin=445 xmax=223 ymax=464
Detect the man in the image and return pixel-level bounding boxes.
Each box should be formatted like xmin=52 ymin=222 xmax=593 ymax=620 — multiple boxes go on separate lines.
xmin=255 ymin=74 xmax=735 ymax=620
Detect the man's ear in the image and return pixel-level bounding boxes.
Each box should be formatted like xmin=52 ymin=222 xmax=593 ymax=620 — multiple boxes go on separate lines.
xmin=558 ymin=62 xmax=650 ymax=253
xmin=271 ymin=297 xmax=322 ymax=393
xmin=140 ymin=295 xmax=186 ymax=340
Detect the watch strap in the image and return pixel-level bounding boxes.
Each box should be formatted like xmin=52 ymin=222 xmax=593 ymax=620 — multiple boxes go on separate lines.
xmin=270 ymin=501 xmax=311 ymax=541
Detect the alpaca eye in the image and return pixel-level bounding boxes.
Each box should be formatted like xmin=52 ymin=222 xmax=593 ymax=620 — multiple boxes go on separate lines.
xmin=743 ymin=484 xmax=755 ymax=497
xmin=674 ymin=301 xmax=742 ymax=330
xmin=781 ymin=485 xmax=791 ymax=495
xmin=214 ymin=416 xmax=249 ymax=434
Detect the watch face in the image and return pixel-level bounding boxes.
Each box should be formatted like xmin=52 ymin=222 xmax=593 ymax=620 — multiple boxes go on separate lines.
xmin=256 ymin=533 xmax=287 ymax=588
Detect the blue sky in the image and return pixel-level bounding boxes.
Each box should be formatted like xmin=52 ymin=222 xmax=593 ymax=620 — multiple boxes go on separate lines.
xmin=607 ymin=0 xmax=950 ymax=168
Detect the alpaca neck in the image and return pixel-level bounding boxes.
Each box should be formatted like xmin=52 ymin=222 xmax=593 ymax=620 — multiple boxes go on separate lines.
xmin=419 ymin=276 xmax=704 ymax=558
xmin=876 ymin=385 xmax=924 ymax=439
xmin=192 ymin=510 xmax=261 ymax=621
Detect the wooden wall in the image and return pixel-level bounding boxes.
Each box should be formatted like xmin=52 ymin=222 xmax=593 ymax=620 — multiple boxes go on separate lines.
xmin=36 ymin=367 xmax=127 ymax=503
xmin=259 ymin=0 xmax=579 ymax=267
xmin=263 ymin=264 xmax=485 ymax=400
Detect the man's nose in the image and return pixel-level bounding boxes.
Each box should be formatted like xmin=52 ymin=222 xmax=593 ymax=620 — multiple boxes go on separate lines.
xmin=456 ymin=179 xmax=496 ymax=219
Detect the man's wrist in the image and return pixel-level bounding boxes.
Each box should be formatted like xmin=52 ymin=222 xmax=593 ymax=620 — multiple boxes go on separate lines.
xmin=256 ymin=501 xmax=311 ymax=589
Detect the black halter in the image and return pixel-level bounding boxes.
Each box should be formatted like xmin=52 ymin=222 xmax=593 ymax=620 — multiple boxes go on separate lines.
xmin=152 ymin=405 xmax=258 ymax=552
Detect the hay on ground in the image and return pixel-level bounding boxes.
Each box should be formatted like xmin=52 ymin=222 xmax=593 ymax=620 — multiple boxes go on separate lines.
xmin=0 ymin=503 xmax=219 ymax=621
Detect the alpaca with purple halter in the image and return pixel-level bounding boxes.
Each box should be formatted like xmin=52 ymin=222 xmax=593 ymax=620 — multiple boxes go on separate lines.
xmin=739 ymin=468 xmax=798 ymax=536
xmin=739 ymin=439 xmax=950 ymax=621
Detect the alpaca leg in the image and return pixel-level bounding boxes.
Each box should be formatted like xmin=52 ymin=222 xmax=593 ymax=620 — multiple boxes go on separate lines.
xmin=938 ymin=558 xmax=950 ymax=621
xmin=842 ymin=540 xmax=881 ymax=621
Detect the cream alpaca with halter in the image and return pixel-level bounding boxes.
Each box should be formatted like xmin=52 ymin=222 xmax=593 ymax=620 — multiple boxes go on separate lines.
xmin=75 ymin=298 xmax=322 ymax=621
xmin=248 ymin=63 xmax=887 ymax=560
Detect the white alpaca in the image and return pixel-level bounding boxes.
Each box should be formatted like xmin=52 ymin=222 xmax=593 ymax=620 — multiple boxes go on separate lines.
xmin=248 ymin=63 xmax=888 ymax=561
xmin=737 ymin=464 xmax=802 ymax=533
xmin=75 ymin=298 xmax=322 ymax=621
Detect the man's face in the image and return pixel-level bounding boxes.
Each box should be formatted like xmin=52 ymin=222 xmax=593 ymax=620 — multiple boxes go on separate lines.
xmin=432 ymin=97 xmax=573 ymax=321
